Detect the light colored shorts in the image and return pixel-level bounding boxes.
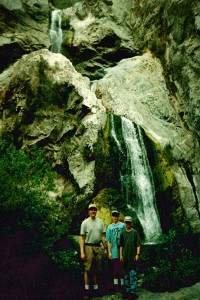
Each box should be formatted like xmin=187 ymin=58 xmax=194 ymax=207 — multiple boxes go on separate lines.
xmin=84 ymin=245 xmax=103 ymax=272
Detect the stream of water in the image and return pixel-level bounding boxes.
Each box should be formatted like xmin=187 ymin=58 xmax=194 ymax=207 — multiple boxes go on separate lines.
xmin=111 ymin=115 xmax=162 ymax=243
xmin=49 ymin=10 xmax=63 ymax=53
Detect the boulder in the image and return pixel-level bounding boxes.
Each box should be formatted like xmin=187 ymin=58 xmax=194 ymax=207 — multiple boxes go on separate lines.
xmin=0 ymin=49 xmax=107 ymax=214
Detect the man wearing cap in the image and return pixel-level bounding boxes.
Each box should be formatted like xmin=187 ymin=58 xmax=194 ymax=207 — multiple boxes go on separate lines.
xmin=80 ymin=203 xmax=107 ymax=298
xmin=106 ymin=210 xmax=126 ymax=293
xmin=119 ymin=216 xmax=141 ymax=299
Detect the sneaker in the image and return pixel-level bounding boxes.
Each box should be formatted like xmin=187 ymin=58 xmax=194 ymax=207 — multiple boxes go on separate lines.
xmin=93 ymin=288 xmax=102 ymax=297
xmin=114 ymin=284 xmax=120 ymax=293
xmin=130 ymin=293 xmax=139 ymax=299
xmin=119 ymin=285 xmax=126 ymax=294
xmin=107 ymin=285 xmax=119 ymax=295
xmin=108 ymin=287 xmax=116 ymax=295
xmin=122 ymin=291 xmax=129 ymax=299
xmin=83 ymin=290 xmax=90 ymax=300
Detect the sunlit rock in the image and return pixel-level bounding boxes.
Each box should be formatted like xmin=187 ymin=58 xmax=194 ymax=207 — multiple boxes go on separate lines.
xmin=0 ymin=49 xmax=107 ymax=204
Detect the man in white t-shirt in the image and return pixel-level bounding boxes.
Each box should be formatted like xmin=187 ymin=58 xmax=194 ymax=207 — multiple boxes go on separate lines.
xmin=80 ymin=203 xmax=107 ymax=299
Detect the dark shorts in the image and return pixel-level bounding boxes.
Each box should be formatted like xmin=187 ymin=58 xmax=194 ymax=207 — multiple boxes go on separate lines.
xmin=111 ymin=258 xmax=123 ymax=276
xmin=84 ymin=245 xmax=103 ymax=272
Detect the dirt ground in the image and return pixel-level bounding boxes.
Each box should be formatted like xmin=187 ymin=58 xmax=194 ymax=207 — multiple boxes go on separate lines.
xmin=90 ymin=282 xmax=200 ymax=300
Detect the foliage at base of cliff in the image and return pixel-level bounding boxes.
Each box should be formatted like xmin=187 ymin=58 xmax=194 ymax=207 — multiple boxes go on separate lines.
xmin=0 ymin=137 xmax=83 ymax=291
xmin=142 ymin=229 xmax=200 ymax=292
xmin=0 ymin=139 xmax=51 ymax=231
xmin=0 ymin=138 xmax=70 ymax=250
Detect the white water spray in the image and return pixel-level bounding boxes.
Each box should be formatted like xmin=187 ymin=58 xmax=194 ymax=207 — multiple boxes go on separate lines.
xmin=50 ymin=10 xmax=63 ymax=53
xmin=111 ymin=115 xmax=162 ymax=243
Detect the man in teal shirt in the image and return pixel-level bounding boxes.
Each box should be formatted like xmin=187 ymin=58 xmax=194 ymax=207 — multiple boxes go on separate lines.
xmin=106 ymin=210 xmax=126 ymax=292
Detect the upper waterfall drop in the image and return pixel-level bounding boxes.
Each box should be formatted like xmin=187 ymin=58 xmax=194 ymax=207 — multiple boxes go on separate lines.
xmin=111 ymin=115 xmax=162 ymax=244
xmin=50 ymin=10 xmax=63 ymax=53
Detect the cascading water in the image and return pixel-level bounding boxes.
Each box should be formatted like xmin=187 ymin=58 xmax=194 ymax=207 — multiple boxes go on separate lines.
xmin=50 ymin=10 xmax=63 ymax=53
xmin=111 ymin=115 xmax=162 ymax=244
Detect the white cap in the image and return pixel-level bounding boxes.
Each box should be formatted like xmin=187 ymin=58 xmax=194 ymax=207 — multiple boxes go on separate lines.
xmin=88 ymin=203 xmax=97 ymax=209
xmin=124 ymin=216 xmax=133 ymax=222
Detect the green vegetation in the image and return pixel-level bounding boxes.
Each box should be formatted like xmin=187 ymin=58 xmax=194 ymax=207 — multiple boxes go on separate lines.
xmin=163 ymin=143 xmax=176 ymax=165
xmin=0 ymin=137 xmax=81 ymax=274
xmin=50 ymin=237 xmax=81 ymax=275
xmin=50 ymin=0 xmax=82 ymax=9
xmin=27 ymin=57 xmax=66 ymax=111
xmin=148 ymin=38 xmax=166 ymax=58
xmin=142 ymin=229 xmax=200 ymax=292
xmin=0 ymin=138 xmax=59 ymax=245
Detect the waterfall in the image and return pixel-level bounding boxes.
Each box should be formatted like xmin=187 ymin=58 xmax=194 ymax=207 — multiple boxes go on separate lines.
xmin=111 ymin=115 xmax=162 ymax=244
xmin=50 ymin=10 xmax=63 ymax=53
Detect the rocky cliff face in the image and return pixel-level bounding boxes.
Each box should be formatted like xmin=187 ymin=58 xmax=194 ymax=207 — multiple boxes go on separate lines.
xmin=60 ymin=0 xmax=200 ymax=232
xmin=0 ymin=49 xmax=106 ymax=224
xmin=0 ymin=0 xmax=199 ymax=234
xmin=0 ymin=0 xmax=50 ymax=72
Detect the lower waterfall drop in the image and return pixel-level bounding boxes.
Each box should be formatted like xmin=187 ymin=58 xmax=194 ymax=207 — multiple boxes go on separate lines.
xmin=111 ymin=115 xmax=162 ymax=244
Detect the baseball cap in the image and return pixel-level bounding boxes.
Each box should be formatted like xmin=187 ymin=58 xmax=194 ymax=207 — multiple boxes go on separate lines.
xmin=124 ymin=216 xmax=133 ymax=222
xmin=112 ymin=210 xmax=119 ymax=216
xmin=88 ymin=203 xmax=97 ymax=210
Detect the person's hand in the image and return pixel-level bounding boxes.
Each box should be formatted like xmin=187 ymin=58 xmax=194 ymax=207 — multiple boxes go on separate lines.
xmin=108 ymin=252 xmax=112 ymax=259
xmin=120 ymin=255 xmax=123 ymax=262
xmin=135 ymin=254 xmax=140 ymax=261
xmin=104 ymin=248 xmax=108 ymax=256
xmin=81 ymin=252 xmax=86 ymax=260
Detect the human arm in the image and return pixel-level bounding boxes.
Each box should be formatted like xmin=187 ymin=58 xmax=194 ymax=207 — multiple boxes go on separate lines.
xmin=119 ymin=246 xmax=123 ymax=261
xmin=135 ymin=245 xmax=141 ymax=261
xmin=102 ymin=233 xmax=108 ymax=255
xmin=105 ymin=226 xmax=112 ymax=258
xmin=107 ymin=241 xmax=112 ymax=259
xmin=80 ymin=235 xmax=86 ymax=260
xmin=119 ymin=230 xmax=124 ymax=261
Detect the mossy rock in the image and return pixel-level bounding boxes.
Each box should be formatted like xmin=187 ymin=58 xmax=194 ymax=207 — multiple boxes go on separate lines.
xmin=145 ymin=131 xmax=175 ymax=191
xmin=50 ymin=0 xmax=81 ymax=9
xmin=92 ymin=188 xmax=125 ymax=228
xmin=62 ymin=30 xmax=73 ymax=46
xmin=97 ymin=207 xmax=125 ymax=229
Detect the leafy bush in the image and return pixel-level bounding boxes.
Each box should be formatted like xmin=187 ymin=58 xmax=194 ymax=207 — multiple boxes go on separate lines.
xmin=0 ymin=137 xmax=85 ymax=295
xmin=0 ymin=139 xmax=52 ymax=207
xmin=0 ymin=138 xmax=68 ymax=247
xmin=142 ymin=229 xmax=200 ymax=292
xmin=50 ymin=236 xmax=82 ymax=275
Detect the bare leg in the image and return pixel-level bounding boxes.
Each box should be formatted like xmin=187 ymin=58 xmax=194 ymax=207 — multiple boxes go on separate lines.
xmin=84 ymin=271 xmax=90 ymax=285
xmin=93 ymin=272 xmax=97 ymax=285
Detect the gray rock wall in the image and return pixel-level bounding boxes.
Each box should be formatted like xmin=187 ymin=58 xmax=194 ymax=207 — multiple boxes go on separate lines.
xmin=60 ymin=0 xmax=200 ymax=232
xmin=0 ymin=0 xmax=199 ymax=233
xmin=0 ymin=49 xmax=107 ymax=221
xmin=0 ymin=0 xmax=50 ymax=72
xmin=95 ymin=52 xmax=200 ymax=232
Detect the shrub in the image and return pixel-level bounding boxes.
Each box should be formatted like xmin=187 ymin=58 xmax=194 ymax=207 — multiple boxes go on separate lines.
xmin=0 ymin=137 xmax=85 ymax=296
xmin=50 ymin=236 xmax=82 ymax=275
xmin=0 ymin=138 xmax=64 ymax=244
xmin=142 ymin=229 xmax=200 ymax=291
